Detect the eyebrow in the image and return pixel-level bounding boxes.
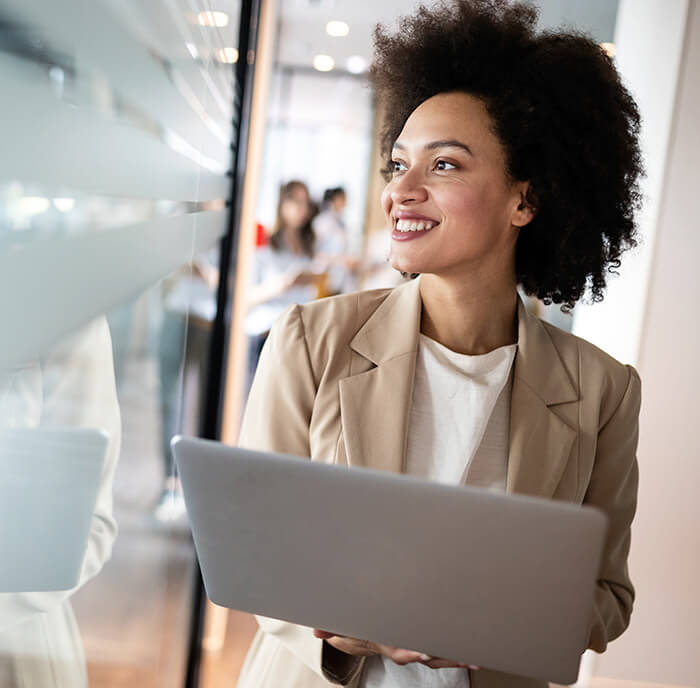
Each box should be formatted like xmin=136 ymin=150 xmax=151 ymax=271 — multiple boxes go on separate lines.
xmin=393 ymin=139 xmax=474 ymax=157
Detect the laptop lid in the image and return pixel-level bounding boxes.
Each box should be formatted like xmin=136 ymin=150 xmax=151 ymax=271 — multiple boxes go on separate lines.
xmin=0 ymin=427 xmax=109 ymax=593
xmin=173 ymin=435 xmax=607 ymax=685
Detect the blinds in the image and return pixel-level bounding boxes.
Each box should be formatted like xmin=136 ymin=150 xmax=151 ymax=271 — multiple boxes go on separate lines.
xmin=0 ymin=0 xmax=241 ymax=368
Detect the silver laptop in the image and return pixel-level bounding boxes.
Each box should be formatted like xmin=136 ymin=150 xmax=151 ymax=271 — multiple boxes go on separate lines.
xmin=173 ymin=436 xmax=607 ymax=685
xmin=0 ymin=427 xmax=109 ymax=592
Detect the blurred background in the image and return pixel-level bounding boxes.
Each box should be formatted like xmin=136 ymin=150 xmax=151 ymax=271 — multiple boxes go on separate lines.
xmin=0 ymin=0 xmax=697 ymax=687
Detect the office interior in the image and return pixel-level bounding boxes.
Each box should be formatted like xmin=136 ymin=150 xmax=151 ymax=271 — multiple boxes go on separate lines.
xmin=0 ymin=0 xmax=697 ymax=687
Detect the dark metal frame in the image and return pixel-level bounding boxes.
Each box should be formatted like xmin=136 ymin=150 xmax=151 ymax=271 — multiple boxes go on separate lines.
xmin=185 ymin=0 xmax=263 ymax=685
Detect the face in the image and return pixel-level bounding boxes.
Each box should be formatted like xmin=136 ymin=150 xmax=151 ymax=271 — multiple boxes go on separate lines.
xmin=331 ymin=193 xmax=347 ymax=214
xmin=280 ymin=186 xmax=311 ymax=230
xmin=381 ymin=92 xmax=534 ymax=280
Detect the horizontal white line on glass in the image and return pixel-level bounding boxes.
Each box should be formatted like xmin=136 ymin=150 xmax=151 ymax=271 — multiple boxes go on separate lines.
xmin=0 ymin=209 xmax=226 ymax=370
xmin=0 ymin=61 xmax=231 ymax=201
xmin=0 ymin=0 xmax=235 ymax=163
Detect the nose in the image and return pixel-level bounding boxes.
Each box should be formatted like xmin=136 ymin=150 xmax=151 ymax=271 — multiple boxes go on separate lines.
xmin=389 ymin=167 xmax=428 ymax=206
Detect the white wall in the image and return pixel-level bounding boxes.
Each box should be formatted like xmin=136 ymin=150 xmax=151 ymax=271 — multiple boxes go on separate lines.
xmin=578 ymin=2 xmax=700 ymax=686
xmin=572 ymin=0 xmax=690 ymax=365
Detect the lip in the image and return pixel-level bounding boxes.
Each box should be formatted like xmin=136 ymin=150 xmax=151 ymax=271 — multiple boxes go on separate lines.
xmin=391 ymin=227 xmax=434 ymax=241
xmin=391 ymin=210 xmax=440 ymax=241
xmin=393 ymin=210 xmax=439 ymax=223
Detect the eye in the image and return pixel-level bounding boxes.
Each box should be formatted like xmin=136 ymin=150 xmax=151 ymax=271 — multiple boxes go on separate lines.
xmin=389 ymin=159 xmax=407 ymax=174
xmin=435 ymin=159 xmax=457 ymax=171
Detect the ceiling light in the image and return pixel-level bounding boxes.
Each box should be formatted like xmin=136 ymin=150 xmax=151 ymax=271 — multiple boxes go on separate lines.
xmin=217 ymin=47 xmax=239 ymax=63
xmin=197 ymin=11 xmax=229 ymax=27
xmin=19 ymin=197 xmax=50 ymax=216
xmin=346 ymin=55 xmax=367 ymax=74
xmin=185 ymin=42 xmax=198 ymax=58
xmin=326 ymin=20 xmax=349 ymax=37
xmin=313 ymin=54 xmax=335 ymax=72
xmin=53 ymin=198 xmax=75 ymax=212
xmin=600 ymin=42 xmax=616 ymax=58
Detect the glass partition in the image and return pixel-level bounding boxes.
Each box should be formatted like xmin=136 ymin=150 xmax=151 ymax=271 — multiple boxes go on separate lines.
xmin=0 ymin=0 xmax=245 ymax=685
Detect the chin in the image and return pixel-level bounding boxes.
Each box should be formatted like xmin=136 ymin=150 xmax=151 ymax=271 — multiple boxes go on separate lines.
xmin=390 ymin=251 xmax=425 ymax=275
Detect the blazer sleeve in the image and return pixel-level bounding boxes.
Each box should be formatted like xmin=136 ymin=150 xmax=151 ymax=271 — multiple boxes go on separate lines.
xmin=238 ymin=304 xmax=361 ymax=685
xmin=584 ymin=364 xmax=641 ymax=652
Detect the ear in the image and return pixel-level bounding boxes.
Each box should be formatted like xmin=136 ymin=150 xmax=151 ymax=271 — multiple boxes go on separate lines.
xmin=512 ymin=183 xmax=537 ymax=229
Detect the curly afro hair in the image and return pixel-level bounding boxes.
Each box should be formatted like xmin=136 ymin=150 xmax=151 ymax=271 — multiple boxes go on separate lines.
xmin=369 ymin=0 xmax=645 ymax=310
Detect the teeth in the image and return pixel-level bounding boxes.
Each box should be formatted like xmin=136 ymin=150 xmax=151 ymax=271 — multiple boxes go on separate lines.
xmin=395 ymin=219 xmax=436 ymax=232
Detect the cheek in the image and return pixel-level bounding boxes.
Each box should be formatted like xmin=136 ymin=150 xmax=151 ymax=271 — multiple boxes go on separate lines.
xmin=280 ymin=203 xmax=293 ymax=221
xmin=380 ymin=186 xmax=393 ymax=217
xmin=438 ymin=186 xmax=486 ymax=224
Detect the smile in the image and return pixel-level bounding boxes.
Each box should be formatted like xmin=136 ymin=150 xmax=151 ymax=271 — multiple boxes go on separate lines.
xmin=394 ymin=219 xmax=438 ymax=232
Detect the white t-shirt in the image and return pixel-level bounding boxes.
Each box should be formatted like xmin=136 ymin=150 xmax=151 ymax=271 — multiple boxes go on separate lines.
xmin=360 ymin=334 xmax=517 ymax=688
xmin=243 ymin=246 xmax=316 ymax=336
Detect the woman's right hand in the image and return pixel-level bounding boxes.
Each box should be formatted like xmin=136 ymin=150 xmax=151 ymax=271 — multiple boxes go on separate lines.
xmin=285 ymin=269 xmax=319 ymax=288
xmin=312 ymin=629 xmax=480 ymax=670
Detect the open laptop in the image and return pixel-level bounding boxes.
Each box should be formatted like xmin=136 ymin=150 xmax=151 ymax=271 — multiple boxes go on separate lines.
xmin=0 ymin=427 xmax=109 ymax=593
xmin=173 ymin=436 xmax=608 ymax=685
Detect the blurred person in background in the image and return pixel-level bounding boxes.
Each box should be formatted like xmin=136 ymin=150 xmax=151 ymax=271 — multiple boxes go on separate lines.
xmin=155 ymin=252 xmax=218 ymax=522
xmin=244 ymin=180 xmax=325 ymax=391
xmin=236 ymin=1 xmax=644 ymax=687
xmin=313 ymin=187 xmax=359 ymax=294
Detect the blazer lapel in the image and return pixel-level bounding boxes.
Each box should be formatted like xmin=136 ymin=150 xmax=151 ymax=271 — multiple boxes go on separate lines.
xmin=339 ymin=280 xmax=579 ymax=498
xmin=339 ymin=278 xmax=422 ymax=475
xmin=506 ymin=299 xmax=578 ymax=498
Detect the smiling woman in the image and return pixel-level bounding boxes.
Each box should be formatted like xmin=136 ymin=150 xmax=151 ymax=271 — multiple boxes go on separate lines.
xmin=234 ymin=2 xmax=644 ymax=688
xmin=382 ymin=93 xmax=535 ymax=295
xmin=370 ymin=0 xmax=643 ymax=312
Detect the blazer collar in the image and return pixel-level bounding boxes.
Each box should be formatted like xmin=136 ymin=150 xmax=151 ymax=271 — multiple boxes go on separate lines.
xmin=350 ymin=275 xmax=577 ymax=407
xmin=512 ymin=294 xmax=578 ymax=406
xmin=349 ymin=276 xmax=422 ymax=365
xmin=340 ymin=276 xmax=580 ymax=497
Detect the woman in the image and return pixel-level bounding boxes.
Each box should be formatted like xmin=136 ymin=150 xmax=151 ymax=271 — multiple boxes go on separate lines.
xmin=313 ymin=187 xmax=361 ymax=295
xmin=237 ymin=1 xmax=643 ymax=687
xmin=244 ymin=180 xmax=321 ymax=387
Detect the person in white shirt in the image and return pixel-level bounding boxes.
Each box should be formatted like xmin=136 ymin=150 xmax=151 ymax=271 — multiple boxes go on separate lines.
xmin=245 ymin=181 xmax=325 ymax=393
xmin=313 ymin=187 xmax=359 ymax=294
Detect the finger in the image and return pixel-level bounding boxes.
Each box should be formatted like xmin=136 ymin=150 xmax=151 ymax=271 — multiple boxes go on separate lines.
xmin=421 ymin=658 xmax=463 ymax=669
xmin=312 ymin=629 xmax=336 ymax=639
xmin=387 ymin=647 xmax=426 ymax=665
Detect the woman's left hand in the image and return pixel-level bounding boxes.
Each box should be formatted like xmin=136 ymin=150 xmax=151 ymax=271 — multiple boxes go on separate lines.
xmin=313 ymin=629 xmax=480 ymax=671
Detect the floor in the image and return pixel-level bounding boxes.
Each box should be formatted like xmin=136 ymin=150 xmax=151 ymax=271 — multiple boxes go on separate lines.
xmin=199 ymin=610 xmax=258 ymax=687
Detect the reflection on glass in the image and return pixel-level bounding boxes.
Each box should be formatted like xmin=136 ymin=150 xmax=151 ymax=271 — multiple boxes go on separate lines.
xmin=156 ymin=250 xmax=219 ymax=521
xmin=68 ymin=256 xmax=219 ymax=685
xmin=0 ymin=317 xmax=121 ymax=687
xmin=0 ymin=0 xmax=240 ymax=682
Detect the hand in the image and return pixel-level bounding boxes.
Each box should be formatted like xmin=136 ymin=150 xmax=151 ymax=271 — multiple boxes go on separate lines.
xmin=313 ymin=629 xmax=480 ymax=671
xmin=284 ymin=269 xmax=320 ymax=288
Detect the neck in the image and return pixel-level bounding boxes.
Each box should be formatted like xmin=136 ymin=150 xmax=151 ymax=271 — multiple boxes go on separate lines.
xmin=282 ymin=225 xmax=303 ymax=254
xmin=419 ymin=271 xmax=518 ymax=355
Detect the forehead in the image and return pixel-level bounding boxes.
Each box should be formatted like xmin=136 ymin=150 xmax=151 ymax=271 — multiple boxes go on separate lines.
xmin=395 ymin=92 xmax=496 ymax=152
xmin=286 ymin=187 xmax=308 ymax=200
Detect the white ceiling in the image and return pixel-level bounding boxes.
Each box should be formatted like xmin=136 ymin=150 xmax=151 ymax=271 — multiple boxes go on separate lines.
xmin=276 ymin=0 xmax=619 ymax=73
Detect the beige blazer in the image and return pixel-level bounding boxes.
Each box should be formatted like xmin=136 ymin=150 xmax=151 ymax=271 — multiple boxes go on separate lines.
xmin=236 ymin=276 xmax=641 ymax=688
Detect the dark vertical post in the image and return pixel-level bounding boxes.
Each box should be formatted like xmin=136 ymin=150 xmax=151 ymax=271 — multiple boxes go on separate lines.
xmin=184 ymin=0 xmax=263 ymax=686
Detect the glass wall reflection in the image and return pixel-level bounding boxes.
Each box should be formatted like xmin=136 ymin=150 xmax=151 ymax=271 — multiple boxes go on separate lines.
xmin=0 ymin=0 xmax=242 ymax=685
